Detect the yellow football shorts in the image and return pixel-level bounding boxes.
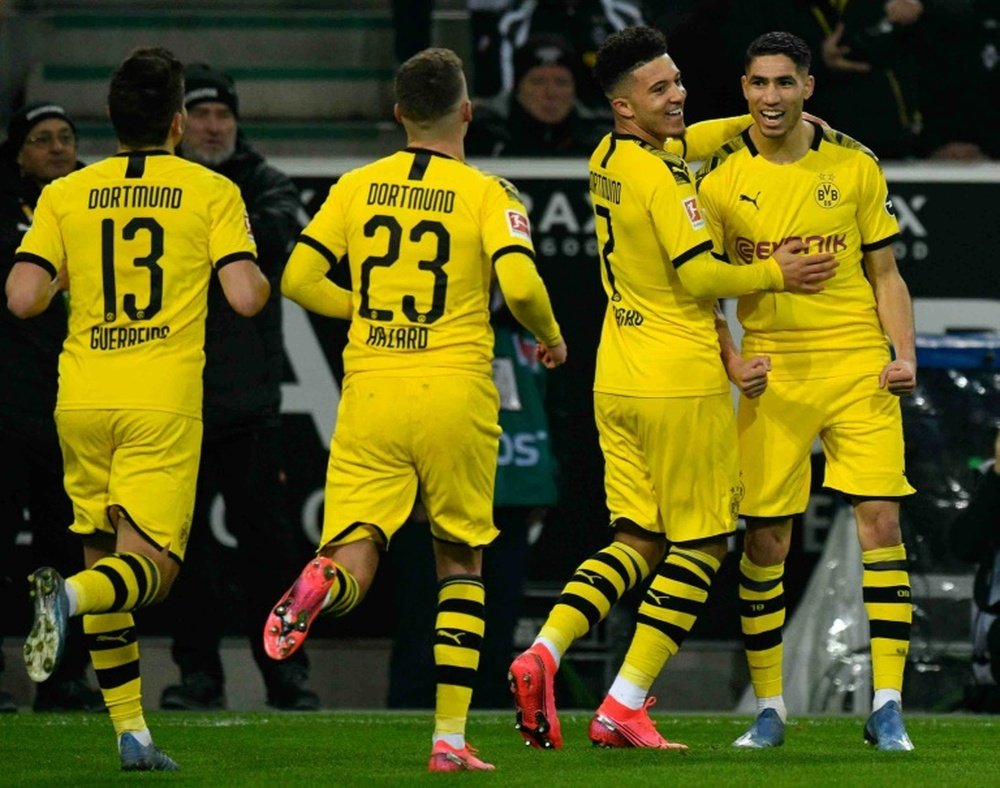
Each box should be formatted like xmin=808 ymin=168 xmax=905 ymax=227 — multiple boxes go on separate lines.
xmin=320 ymin=373 xmax=502 ymax=549
xmin=595 ymin=390 xmax=742 ymax=543
xmin=56 ymin=409 xmax=202 ymax=562
xmin=738 ymin=369 xmax=915 ymax=517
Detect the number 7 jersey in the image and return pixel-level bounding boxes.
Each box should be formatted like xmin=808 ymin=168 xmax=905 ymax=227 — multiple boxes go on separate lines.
xmin=301 ymin=147 xmax=546 ymax=377
xmin=15 ymin=150 xmax=256 ymax=419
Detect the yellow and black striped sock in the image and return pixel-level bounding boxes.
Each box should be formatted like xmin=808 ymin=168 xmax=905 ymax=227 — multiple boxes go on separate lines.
xmin=619 ymin=547 xmax=721 ymax=689
xmin=863 ymin=544 xmax=911 ymax=692
xmin=66 ymin=553 xmax=160 ymax=615
xmin=538 ymin=542 xmax=648 ymax=657
xmin=323 ymin=563 xmax=362 ymax=617
xmin=739 ymin=554 xmax=786 ymax=699
xmin=433 ymin=575 xmax=486 ymax=737
xmin=84 ymin=612 xmax=146 ymax=736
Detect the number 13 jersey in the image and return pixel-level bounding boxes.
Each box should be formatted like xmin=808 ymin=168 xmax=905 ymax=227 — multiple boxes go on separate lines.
xmin=302 ymin=147 xmax=546 ymax=378
xmin=15 ymin=150 xmax=256 ymax=418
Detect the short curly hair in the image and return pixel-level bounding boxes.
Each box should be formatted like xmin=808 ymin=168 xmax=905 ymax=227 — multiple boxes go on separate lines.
xmin=593 ymin=26 xmax=668 ymax=97
xmin=745 ymin=31 xmax=812 ymax=72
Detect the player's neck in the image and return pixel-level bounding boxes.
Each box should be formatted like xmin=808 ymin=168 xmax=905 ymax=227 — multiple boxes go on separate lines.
xmin=613 ymin=119 xmax=663 ymax=150
xmin=405 ymin=137 xmax=465 ymax=161
xmin=749 ymin=119 xmax=813 ymax=164
xmin=117 ymin=141 xmax=176 ymax=155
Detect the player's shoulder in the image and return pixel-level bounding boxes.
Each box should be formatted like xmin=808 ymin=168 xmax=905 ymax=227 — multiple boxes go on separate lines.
xmin=817 ymin=126 xmax=881 ymax=166
xmin=623 ymin=136 xmax=695 ymax=188
xmin=694 ymin=131 xmax=751 ymax=187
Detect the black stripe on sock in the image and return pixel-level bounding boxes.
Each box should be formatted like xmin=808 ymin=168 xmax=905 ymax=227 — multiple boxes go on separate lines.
xmin=659 ymin=561 xmax=711 ymax=593
xmin=743 ymin=628 xmax=783 ymax=652
xmin=117 ymin=553 xmax=148 ymax=606
xmin=739 ymin=593 xmax=786 ymax=618
xmin=93 ymin=564 xmax=129 ymax=610
xmin=434 ymin=629 xmax=483 ymax=650
xmin=436 ymin=665 xmax=477 ymax=689
xmin=94 ymin=659 xmax=139 ymax=691
xmin=646 ymin=590 xmax=704 ymax=617
xmin=863 ymin=559 xmax=908 ymax=572
xmin=556 ymin=593 xmax=603 ymax=628
xmin=635 ymin=615 xmax=689 ymax=649
xmin=738 ymin=571 xmax=782 ymax=593
xmin=869 ymin=620 xmax=911 ymax=642
xmin=591 ymin=551 xmax=635 ymax=588
xmin=437 ymin=598 xmax=485 ymax=617
xmin=863 ymin=585 xmax=911 ymax=604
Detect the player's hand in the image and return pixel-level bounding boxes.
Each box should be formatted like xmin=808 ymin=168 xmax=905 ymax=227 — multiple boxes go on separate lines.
xmin=537 ymin=340 xmax=567 ymax=369
xmin=878 ymin=358 xmax=916 ymax=396
xmin=822 ymin=23 xmax=872 ymax=74
xmin=728 ymin=355 xmax=771 ymax=399
xmin=773 ymin=239 xmax=838 ymax=294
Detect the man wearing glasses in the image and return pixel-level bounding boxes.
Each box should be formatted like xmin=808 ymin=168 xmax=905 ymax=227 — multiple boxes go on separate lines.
xmin=0 ymin=102 xmax=100 ymax=713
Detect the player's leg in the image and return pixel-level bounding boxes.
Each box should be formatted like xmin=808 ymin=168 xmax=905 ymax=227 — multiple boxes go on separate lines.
xmin=855 ymin=497 xmax=914 ymax=751
xmin=511 ymin=392 xmax=657 ymax=749
xmin=732 ymin=515 xmax=793 ymax=748
xmin=591 ymin=393 xmax=737 ymax=749
xmin=426 ymin=539 xmax=494 ymax=772
xmin=822 ymin=372 xmax=914 ymax=750
xmin=264 ymin=375 xmax=414 ymax=660
xmin=414 ymin=374 xmax=499 ymax=770
xmin=733 ymin=377 xmax=820 ymax=747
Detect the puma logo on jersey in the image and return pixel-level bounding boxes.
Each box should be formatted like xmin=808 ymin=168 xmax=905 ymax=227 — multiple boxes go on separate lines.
xmin=739 ymin=191 xmax=761 ymax=210
xmin=437 ymin=629 xmax=465 ymax=646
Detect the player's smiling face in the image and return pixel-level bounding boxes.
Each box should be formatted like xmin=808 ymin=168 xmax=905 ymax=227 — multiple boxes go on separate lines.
xmin=618 ymin=54 xmax=686 ymax=144
xmin=742 ymin=54 xmax=814 ymax=139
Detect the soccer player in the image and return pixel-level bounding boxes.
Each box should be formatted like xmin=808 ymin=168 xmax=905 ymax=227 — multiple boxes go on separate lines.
xmin=695 ymin=31 xmax=917 ymax=751
xmin=261 ymin=47 xmax=566 ymax=772
xmin=7 ymin=47 xmax=269 ymax=770
xmin=508 ymin=25 xmax=838 ymax=752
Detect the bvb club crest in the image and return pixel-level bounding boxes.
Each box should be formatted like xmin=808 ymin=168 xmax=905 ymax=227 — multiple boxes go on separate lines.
xmin=815 ymin=173 xmax=840 ymax=208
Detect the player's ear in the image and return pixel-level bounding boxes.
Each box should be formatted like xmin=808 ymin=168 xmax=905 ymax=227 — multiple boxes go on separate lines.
xmin=460 ymin=99 xmax=472 ymax=124
xmin=610 ymin=96 xmax=634 ymax=120
xmin=741 ymin=74 xmax=750 ymax=100
xmin=803 ymin=74 xmax=815 ymax=101
xmin=393 ymin=103 xmax=402 ymax=124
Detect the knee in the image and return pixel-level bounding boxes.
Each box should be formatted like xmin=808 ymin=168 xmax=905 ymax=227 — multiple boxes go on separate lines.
xmin=744 ymin=518 xmax=792 ymax=566
xmin=612 ymin=518 xmax=667 ymax=569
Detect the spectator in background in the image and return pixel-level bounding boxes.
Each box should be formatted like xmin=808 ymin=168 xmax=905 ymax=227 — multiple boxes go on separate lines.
xmin=466 ymin=33 xmax=604 ymax=156
xmin=0 ymin=102 xmax=102 ymax=713
xmin=949 ymin=428 xmax=1000 ymax=712
xmin=915 ymin=0 xmax=1000 ymax=159
xmin=787 ymin=0 xmax=923 ymax=159
xmin=472 ymin=0 xmax=646 ymax=113
xmin=158 ymin=64 xmax=318 ymax=712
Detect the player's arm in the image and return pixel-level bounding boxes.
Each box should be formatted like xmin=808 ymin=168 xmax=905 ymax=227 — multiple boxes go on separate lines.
xmin=217 ymin=256 xmax=270 ymax=317
xmin=864 ymin=244 xmax=916 ymax=395
xmin=280 ymin=237 xmax=354 ymax=319
xmin=714 ymin=302 xmax=770 ymax=399
xmin=664 ymin=114 xmax=752 ymax=161
xmin=494 ymin=248 xmax=566 ymax=367
xmin=5 ymin=258 xmax=62 ymax=318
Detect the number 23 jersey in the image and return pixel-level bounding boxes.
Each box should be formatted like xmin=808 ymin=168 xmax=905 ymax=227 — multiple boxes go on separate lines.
xmin=302 ymin=148 xmax=539 ymax=378
xmin=15 ymin=150 xmax=256 ymax=418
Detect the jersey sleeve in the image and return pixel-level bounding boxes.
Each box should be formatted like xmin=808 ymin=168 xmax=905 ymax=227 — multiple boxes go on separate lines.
xmin=14 ymin=183 xmax=65 ymax=277
xmin=648 ymin=156 xmax=713 ymax=267
xmin=693 ymin=165 xmax=728 ymax=260
xmin=298 ymin=176 xmax=350 ymax=263
xmin=480 ymin=176 xmax=535 ymax=263
xmin=855 ymin=155 xmax=900 ymax=250
xmin=210 ymin=178 xmax=258 ymax=268
xmin=664 ymin=115 xmax=752 ymax=162
xmin=483 ymin=177 xmax=561 ymax=346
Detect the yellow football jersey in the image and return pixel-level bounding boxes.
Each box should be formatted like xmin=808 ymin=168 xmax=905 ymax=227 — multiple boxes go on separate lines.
xmin=696 ymin=124 xmax=900 ymax=364
xmin=588 ymin=132 xmax=728 ymax=398
xmin=16 ymin=151 xmax=256 ymax=418
xmin=301 ymin=147 xmax=550 ymax=377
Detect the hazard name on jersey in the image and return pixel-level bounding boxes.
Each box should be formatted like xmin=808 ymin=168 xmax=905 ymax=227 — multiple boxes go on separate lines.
xmin=365 ymin=324 xmax=429 ymax=350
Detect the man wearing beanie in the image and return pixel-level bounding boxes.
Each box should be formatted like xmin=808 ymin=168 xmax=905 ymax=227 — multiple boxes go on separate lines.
xmin=157 ymin=63 xmax=319 ymax=712
xmin=0 ymin=102 xmax=103 ymax=714
xmin=466 ymin=33 xmax=603 ymax=157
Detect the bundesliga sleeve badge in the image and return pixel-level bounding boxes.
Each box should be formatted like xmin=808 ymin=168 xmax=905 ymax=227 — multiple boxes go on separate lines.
xmin=506 ymin=209 xmax=531 ymax=240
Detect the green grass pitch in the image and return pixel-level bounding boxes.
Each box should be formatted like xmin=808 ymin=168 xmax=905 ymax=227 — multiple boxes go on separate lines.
xmin=1 ymin=711 xmax=998 ymax=785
